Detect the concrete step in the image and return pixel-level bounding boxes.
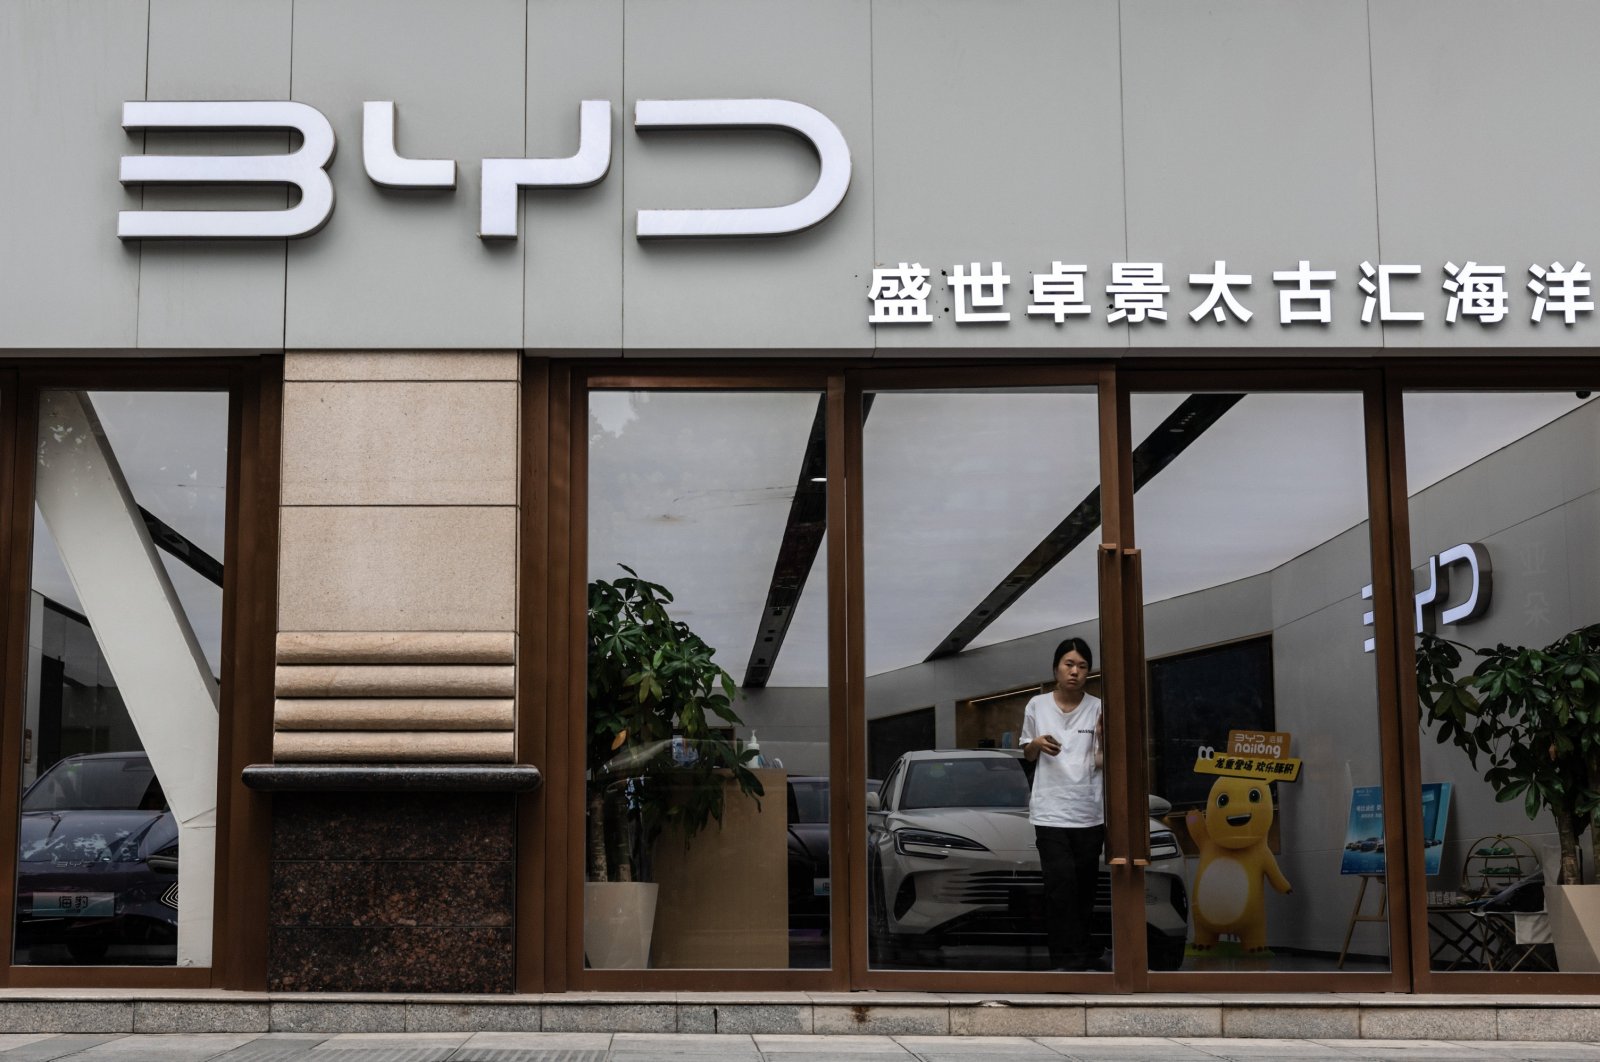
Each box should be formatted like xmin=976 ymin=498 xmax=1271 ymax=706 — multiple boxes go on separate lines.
xmin=1 ymin=992 xmax=1599 ymax=1040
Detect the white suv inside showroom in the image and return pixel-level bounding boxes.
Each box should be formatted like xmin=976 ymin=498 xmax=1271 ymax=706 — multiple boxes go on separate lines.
xmin=867 ymin=749 xmax=1189 ymax=970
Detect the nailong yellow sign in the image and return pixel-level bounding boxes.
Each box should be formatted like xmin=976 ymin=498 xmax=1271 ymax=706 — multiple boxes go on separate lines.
xmin=1194 ymin=751 xmax=1302 ymax=782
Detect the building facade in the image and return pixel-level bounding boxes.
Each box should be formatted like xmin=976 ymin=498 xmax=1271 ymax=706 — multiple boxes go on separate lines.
xmin=1 ymin=0 xmax=1599 ymax=996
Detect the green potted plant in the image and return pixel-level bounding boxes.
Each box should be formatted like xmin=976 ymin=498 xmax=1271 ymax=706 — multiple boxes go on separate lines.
xmin=1416 ymin=624 xmax=1600 ymax=968
xmin=584 ymin=566 xmax=764 ymax=968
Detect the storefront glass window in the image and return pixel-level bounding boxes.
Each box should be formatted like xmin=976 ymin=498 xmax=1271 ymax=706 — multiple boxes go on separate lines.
xmin=1404 ymin=389 xmax=1596 ymax=975
xmin=1131 ymin=390 xmax=1389 ymax=974
xmin=585 ymin=390 xmax=830 ymax=970
xmin=859 ymin=386 xmax=1117 ymax=973
xmin=15 ymin=390 xmax=228 ymax=967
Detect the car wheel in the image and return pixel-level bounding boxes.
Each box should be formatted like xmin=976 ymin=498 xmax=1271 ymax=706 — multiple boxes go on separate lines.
xmin=1146 ymin=925 xmax=1185 ymax=971
xmin=67 ymin=940 xmax=109 ymax=964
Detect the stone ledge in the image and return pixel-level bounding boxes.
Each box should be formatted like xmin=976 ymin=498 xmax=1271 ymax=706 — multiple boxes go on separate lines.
xmin=242 ymin=763 xmax=542 ymax=792
xmin=0 ymin=993 xmax=1593 ymax=1038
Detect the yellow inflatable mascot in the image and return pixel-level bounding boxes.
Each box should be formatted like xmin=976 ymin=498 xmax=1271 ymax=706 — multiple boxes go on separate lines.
xmin=1184 ymin=775 xmax=1291 ymax=953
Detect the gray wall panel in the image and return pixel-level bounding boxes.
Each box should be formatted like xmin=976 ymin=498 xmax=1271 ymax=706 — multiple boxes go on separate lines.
xmin=138 ymin=0 xmax=291 ymax=350
xmin=523 ymin=0 xmax=623 ymax=353
xmin=13 ymin=0 xmax=1600 ymax=356
xmin=620 ymin=0 xmax=874 ymax=354
xmin=1121 ymin=0 xmax=1380 ymax=350
xmin=0 ymin=0 xmax=146 ymax=350
xmin=1372 ymin=1 xmax=1600 ymax=348
xmin=871 ymin=0 xmax=1127 ymax=352
xmin=284 ymin=0 xmax=526 ymax=349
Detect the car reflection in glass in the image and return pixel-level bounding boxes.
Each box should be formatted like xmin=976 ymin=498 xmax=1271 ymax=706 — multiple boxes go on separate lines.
xmin=866 ymin=749 xmax=1189 ymax=970
xmin=15 ymin=752 xmax=178 ymax=964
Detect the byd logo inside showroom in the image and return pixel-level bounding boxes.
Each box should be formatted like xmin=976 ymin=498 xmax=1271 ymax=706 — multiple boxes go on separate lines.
xmin=114 ymin=98 xmax=851 ymax=240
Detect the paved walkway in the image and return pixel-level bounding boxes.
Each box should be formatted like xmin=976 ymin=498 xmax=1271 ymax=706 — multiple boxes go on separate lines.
xmin=5 ymin=1033 xmax=1600 ymax=1062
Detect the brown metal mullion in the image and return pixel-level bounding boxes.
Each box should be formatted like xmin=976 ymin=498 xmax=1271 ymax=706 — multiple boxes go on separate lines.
xmin=840 ymin=372 xmax=869 ymax=989
xmin=0 ymin=371 xmax=24 ymax=985
xmin=1099 ymin=366 xmax=1149 ymax=991
xmin=847 ymin=364 xmax=1104 ymax=393
xmin=1364 ymin=371 xmax=1418 ymax=992
xmin=514 ymin=359 xmax=552 ymax=993
xmin=213 ymin=359 xmax=278 ymax=990
xmin=582 ymin=368 xmax=832 ymax=392
xmin=238 ymin=355 xmax=281 ymax=990
xmin=559 ymin=366 xmax=589 ymax=991
xmin=0 ymin=376 xmax=41 ymax=984
xmin=829 ymin=372 xmax=857 ymax=990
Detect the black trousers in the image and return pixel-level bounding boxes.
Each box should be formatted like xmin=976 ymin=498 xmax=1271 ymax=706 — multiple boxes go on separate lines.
xmin=1034 ymin=823 xmax=1105 ymax=966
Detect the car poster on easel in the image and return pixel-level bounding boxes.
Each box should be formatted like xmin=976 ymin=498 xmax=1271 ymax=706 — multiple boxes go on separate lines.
xmin=1340 ymin=782 xmax=1453 ymax=876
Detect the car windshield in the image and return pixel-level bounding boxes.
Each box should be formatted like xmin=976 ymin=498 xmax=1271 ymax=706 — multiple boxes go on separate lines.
xmin=901 ymin=756 xmax=1030 ymax=810
xmin=22 ymin=756 xmax=165 ymax=812
xmin=790 ymin=779 xmax=829 ymax=824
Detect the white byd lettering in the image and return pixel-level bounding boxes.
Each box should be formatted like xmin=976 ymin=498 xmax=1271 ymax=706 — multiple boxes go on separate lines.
xmin=479 ymin=100 xmax=612 ymax=239
xmin=118 ymin=101 xmax=336 ymax=239
xmin=633 ymin=99 xmax=849 ymax=238
xmin=118 ymin=99 xmax=851 ymax=242
xmin=1360 ymin=542 xmax=1492 ymax=652
xmin=362 ymin=100 xmax=455 ymax=190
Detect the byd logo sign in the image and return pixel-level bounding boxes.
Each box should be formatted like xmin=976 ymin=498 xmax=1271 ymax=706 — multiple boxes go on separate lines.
xmin=1360 ymin=542 xmax=1492 ymax=653
xmin=115 ymin=99 xmax=851 ymax=241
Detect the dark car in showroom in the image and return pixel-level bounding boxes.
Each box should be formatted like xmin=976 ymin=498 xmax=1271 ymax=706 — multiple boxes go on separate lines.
xmin=15 ymin=752 xmax=179 ymax=963
xmin=786 ymin=777 xmax=883 ymax=927
xmin=787 ymin=776 xmax=833 ymax=934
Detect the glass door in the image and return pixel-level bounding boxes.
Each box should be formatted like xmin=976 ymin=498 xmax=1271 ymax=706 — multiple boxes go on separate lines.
xmin=1123 ymin=374 xmax=1408 ymax=991
xmin=848 ymin=368 xmax=1148 ymax=988
xmin=1398 ymin=381 xmax=1600 ymax=988
xmin=576 ymin=379 xmax=841 ymax=988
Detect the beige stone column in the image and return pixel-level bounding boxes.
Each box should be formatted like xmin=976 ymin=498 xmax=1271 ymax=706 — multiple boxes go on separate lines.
xmin=273 ymin=352 xmax=518 ymax=762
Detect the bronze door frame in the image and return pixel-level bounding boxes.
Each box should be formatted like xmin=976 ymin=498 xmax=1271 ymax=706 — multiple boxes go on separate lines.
xmin=1117 ymin=364 xmax=1411 ymax=994
xmin=0 ymin=359 xmax=278 ymax=990
xmin=548 ymin=365 xmax=847 ymax=991
xmin=528 ymin=355 xmax=1600 ymax=995
xmin=840 ymin=364 xmax=1149 ymax=992
xmin=1383 ymin=360 xmax=1600 ymax=994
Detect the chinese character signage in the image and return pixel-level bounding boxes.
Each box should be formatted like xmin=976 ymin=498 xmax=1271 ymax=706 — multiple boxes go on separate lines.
xmin=867 ymin=260 xmax=1594 ymax=328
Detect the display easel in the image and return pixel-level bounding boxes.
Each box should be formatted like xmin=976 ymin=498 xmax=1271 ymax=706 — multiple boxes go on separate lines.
xmin=1338 ymin=874 xmax=1387 ymax=969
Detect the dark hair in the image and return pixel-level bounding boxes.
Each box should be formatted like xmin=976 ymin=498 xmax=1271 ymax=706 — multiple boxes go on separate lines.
xmin=1051 ymin=637 xmax=1093 ymax=673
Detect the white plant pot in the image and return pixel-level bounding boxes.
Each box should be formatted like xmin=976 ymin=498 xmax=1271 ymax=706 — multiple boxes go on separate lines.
xmin=583 ymin=881 xmax=659 ymax=970
xmin=1550 ymin=883 xmax=1600 ymax=972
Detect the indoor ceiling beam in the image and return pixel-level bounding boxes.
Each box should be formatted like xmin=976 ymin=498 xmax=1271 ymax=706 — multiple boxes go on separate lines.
xmin=924 ymin=393 xmax=1244 ymax=662
xmin=742 ymin=395 xmax=875 ymax=688
xmin=741 ymin=396 xmax=829 ymax=689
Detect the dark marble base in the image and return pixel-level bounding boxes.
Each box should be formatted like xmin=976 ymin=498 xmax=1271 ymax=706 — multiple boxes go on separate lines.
xmin=270 ymin=927 xmax=514 ymax=993
xmin=268 ymin=792 xmax=516 ymax=993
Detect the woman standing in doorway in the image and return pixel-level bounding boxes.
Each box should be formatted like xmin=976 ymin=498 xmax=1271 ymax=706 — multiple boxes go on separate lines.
xmin=1020 ymin=637 xmax=1106 ymax=971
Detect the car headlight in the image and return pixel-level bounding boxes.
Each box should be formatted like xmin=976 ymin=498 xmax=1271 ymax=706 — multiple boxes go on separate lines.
xmin=893 ymin=828 xmax=989 ymax=859
xmin=1150 ymin=829 xmax=1181 ymax=861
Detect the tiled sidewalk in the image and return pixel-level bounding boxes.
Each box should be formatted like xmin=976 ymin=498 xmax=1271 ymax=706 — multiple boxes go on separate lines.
xmin=3 ymin=1032 xmax=1600 ymax=1062
xmin=4 ymin=993 xmax=1600 ymax=1042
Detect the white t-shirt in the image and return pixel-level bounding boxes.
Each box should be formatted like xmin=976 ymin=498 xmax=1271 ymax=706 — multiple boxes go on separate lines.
xmin=1019 ymin=691 xmax=1104 ymax=828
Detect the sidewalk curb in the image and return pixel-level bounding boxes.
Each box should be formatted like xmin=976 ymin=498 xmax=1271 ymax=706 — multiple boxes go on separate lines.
xmin=1 ymin=992 xmax=1599 ymax=1039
